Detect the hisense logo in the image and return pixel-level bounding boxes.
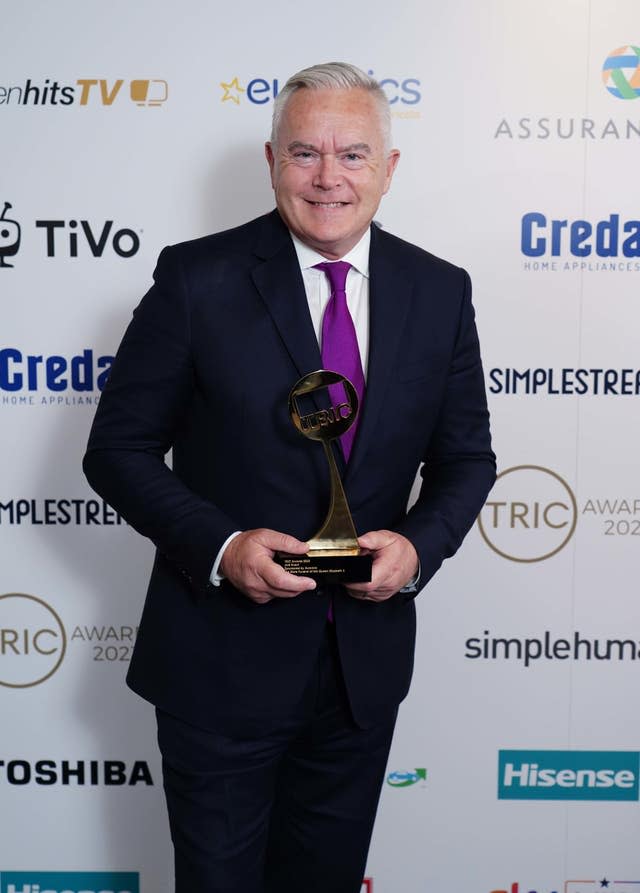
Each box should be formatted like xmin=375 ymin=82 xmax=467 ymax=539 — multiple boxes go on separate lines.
xmin=498 ymin=750 xmax=640 ymax=801
xmin=0 ymin=872 xmax=139 ymax=893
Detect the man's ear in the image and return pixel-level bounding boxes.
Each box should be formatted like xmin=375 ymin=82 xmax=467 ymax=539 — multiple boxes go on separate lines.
xmin=265 ymin=142 xmax=276 ymax=188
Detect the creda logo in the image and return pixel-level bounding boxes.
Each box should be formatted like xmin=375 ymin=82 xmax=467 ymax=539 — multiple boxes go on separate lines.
xmin=0 ymin=349 xmax=113 ymax=395
xmin=602 ymin=46 xmax=640 ymax=100
xmin=0 ymin=872 xmax=139 ymax=893
xmin=498 ymin=750 xmax=640 ymax=801
xmin=521 ymin=213 xmax=640 ymax=259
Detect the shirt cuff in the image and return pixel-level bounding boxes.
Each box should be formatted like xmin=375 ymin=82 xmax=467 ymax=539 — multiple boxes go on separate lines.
xmin=399 ymin=560 xmax=421 ymax=594
xmin=209 ymin=531 xmax=242 ymax=586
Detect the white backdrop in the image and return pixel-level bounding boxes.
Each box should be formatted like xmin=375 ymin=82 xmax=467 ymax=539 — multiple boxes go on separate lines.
xmin=1 ymin=1 xmax=639 ymax=891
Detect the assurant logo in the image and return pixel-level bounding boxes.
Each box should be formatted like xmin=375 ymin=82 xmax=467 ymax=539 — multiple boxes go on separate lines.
xmin=0 ymin=872 xmax=138 ymax=893
xmin=498 ymin=750 xmax=640 ymax=801
xmin=603 ymin=46 xmax=640 ymax=100
xmin=495 ymin=42 xmax=640 ymax=139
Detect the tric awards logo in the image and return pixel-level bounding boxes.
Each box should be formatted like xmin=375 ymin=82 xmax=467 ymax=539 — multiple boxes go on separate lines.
xmin=0 ymin=593 xmax=66 ymax=688
xmin=602 ymin=46 xmax=640 ymax=100
xmin=477 ymin=466 xmax=577 ymax=563
xmin=0 ymin=203 xmax=20 ymax=268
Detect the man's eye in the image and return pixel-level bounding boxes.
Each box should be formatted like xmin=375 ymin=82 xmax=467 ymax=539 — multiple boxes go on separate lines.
xmin=342 ymin=153 xmax=364 ymax=163
xmin=293 ymin=151 xmax=315 ymax=160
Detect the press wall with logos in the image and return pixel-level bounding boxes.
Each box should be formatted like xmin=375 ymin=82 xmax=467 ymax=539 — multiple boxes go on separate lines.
xmin=2 ymin=1 xmax=639 ymax=891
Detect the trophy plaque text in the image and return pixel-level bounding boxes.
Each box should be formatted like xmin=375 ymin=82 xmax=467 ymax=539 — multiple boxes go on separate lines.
xmin=275 ymin=370 xmax=372 ymax=583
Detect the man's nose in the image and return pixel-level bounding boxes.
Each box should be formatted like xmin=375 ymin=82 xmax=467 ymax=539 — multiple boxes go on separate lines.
xmin=312 ymin=154 xmax=342 ymax=190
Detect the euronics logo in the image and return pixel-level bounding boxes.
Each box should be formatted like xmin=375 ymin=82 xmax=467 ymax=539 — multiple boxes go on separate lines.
xmin=0 ymin=872 xmax=139 ymax=893
xmin=498 ymin=750 xmax=640 ymax=801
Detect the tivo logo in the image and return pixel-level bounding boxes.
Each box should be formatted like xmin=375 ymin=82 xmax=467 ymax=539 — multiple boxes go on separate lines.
xmin=498 ymin=750 xmax=640 ymax=801
xmin=0 ymin=872 xmax=138 ymax=893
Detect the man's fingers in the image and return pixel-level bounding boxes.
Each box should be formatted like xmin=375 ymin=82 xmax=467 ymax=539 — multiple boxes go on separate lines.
xmin=220 ymin=528 xmax=315 ymax=603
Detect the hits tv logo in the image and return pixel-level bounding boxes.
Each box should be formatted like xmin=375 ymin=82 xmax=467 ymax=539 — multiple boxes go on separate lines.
xmin=0 ymin=872 xmax=139 ymax=893
xmin=0 ymin=78 xmax=168 ymax=107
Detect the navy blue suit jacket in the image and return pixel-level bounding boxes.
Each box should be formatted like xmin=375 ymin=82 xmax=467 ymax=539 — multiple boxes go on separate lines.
xmin=84 ymin=209 xmax=495 ymax=734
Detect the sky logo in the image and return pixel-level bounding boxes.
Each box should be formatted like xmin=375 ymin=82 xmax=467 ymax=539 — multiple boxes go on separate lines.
xmin=0 ymin=872 xmax=139 ymax=893
xmin=386 ymin=768 xmax=427 ymax=787
xmin=498 ymin=750 xmax=640 ymax=801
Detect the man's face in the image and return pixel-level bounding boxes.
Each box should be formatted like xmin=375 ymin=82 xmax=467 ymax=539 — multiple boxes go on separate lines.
xmin=265 ymin=88 xmax=400 ymax=260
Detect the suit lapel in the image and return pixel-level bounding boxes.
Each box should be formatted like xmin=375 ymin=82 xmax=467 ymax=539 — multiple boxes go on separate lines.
xmin=251 ymin=211 xmax=322 ymax=381
xmin=346 ymin=225 xmax=414 ymax=483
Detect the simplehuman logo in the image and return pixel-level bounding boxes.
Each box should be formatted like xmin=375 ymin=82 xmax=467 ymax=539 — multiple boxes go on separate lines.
xmin=498 ymin=750 xmax=640 ymax=801
xmin=602 ymin=46 xmax=640 ymax=100
xmin=0 ymin=872 xmax=139 ymax=893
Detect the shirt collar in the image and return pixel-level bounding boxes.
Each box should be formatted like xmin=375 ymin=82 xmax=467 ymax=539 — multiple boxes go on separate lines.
xmin=290 ymin=228 xmax=371 ymax=278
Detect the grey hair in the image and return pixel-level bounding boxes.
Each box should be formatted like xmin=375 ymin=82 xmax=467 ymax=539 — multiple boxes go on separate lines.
xmin=270 ymin=62 xmax=392 ymax=150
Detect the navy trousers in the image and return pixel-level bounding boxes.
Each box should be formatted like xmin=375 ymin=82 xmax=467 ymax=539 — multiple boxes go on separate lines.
xmin=156 ymin=622 xmax=397 ymax=893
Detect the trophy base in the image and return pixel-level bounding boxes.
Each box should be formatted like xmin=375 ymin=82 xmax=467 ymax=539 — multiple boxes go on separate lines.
xmin=275 ymin=551 xmax=372 ymax=583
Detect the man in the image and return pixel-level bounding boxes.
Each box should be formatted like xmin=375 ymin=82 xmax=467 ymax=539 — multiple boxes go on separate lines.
xmin=84 ymin=62 xmax=495 ymax=893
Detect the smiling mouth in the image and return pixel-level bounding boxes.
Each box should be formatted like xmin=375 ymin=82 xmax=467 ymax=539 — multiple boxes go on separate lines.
xmin=305 ymin=200 xmax=349 ymax=208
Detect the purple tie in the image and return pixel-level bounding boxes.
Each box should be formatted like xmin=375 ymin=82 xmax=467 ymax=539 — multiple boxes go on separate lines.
xmin=314 ymin=261 xmax=365 ymax=462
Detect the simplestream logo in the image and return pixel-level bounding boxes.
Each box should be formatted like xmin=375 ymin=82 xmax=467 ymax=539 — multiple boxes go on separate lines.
xmin=0 ymin=872 xmax=139 ymax=893
xmin=498 ymin=750 xmax=640 ymax=801
xmin=602 ymin=45 xmax=640 ymax=100
xmin=386 ymin=768 xmax=427 ymax=788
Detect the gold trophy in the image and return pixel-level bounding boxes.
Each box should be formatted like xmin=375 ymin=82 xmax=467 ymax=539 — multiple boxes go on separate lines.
xmin=275 ymin=370 xmax=372 ymax=583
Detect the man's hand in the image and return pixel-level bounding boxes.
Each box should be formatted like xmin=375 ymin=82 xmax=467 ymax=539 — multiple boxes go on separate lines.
xmin=346 ymin=530 xmax=418 ymax=603
xmin=220 ymin=528 xmax=316 ymax=605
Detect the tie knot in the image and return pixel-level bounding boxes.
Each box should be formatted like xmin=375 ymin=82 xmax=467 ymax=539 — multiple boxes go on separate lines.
xmin=313 ymin=261 xmax=351 ymax=294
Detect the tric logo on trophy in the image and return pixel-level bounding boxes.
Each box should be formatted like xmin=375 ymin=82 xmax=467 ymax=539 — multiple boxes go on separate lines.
xmin=275 ymin=370 xmax=372 ymax=583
